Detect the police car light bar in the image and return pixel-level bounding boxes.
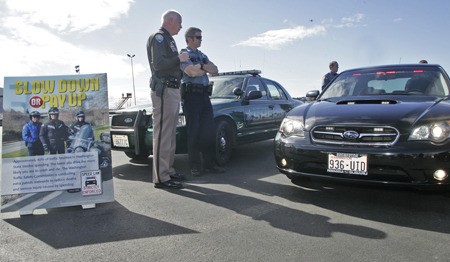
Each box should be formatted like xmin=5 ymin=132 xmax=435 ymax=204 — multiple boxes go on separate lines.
xmin=215 ymin=70 xmax=261 ymax=76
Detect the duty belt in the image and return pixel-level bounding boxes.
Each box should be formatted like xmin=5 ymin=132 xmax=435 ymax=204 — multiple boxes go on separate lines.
xmin=162 ymin=77 xmax=180 ymax=89
xmin=188 ymin=83 xmax=208 ymax=93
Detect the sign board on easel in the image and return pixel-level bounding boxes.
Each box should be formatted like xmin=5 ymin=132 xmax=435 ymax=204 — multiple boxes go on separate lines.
xmin=1 ymin=73 xmax=114 ymax=215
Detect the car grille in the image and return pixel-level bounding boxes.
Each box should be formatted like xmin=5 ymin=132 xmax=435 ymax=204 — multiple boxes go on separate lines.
xmin=111 ymin=113 xmax=138 ymax=127
xmin=311 ymin=125 xmax=399 ymax=146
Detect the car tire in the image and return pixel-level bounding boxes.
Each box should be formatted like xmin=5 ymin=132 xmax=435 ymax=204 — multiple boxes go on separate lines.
xmin=124 ymin=151 xmax=149 ymax=160
xmin=214 ymin=119 xmax=234 ymax=166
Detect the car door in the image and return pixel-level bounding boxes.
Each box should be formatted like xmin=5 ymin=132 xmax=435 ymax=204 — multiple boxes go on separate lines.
xmin=261 ymin=78 xmax=295 ymax=128
xmin=241 ymin=77 xmax=275 ymax=139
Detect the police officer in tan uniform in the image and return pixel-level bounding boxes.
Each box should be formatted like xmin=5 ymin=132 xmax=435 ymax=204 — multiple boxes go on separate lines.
xmin=147 ymin=10 xmax=189 ymax=189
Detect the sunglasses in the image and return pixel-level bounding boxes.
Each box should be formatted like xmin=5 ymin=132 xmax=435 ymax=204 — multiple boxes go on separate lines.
xmin=190 ymin=35 xmax=202 ymax=40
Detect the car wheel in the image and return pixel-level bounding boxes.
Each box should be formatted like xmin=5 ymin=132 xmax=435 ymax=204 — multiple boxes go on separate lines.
xmin=215 ymin=120 xmax=234 ymax=166
xmin=124 ymin=151 xmax=149 ymax=160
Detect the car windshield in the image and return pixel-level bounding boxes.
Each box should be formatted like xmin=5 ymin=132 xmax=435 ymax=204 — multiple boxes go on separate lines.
xmin=210 ymin=76 xmax=244 ymax=98
xmin=320 ymin=66 xmax=450 ymax=99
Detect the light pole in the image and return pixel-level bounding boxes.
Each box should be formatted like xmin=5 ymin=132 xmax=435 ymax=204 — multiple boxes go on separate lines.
xmin=127 ymin=54 xmax=136 ymax=106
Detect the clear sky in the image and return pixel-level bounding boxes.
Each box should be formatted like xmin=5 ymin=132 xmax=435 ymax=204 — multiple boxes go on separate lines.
xmin=1 ymin=0 xmax=449 ymax=107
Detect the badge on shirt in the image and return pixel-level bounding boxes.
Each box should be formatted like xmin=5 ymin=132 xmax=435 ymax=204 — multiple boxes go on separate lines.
xmin=169 ymin=40 xmax=177 ymax=52
xmin=155 ymin=34 xmax=164 ymax=43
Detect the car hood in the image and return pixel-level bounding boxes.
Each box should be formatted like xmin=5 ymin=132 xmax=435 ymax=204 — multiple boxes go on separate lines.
xmin=289 ymin=96 xmax=450 ymax=130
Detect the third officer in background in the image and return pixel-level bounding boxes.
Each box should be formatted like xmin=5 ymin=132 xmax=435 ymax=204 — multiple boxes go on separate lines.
xmin=69 ymin=111 xmax=94 ymax=140
xmin=180 ymin=27 xmax=225 ymax=176
xmin=321 ymin=61 xmax=339 ymax=90
xmin=147 ymin=10 xmax=189 ymax=189
xmin=67 ymin=110 xmax=95 ymax=152
xmin=39 ymin=107 xmax=70 ymax=154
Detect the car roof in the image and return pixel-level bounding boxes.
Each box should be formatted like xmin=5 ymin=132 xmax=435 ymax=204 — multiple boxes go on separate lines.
xmin=341 ymin=64 xmax=444 ymax=73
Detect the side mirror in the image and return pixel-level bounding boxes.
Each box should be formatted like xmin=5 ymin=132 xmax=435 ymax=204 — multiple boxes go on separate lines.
xmin=306 ymin=90 xmax=320 ymax=100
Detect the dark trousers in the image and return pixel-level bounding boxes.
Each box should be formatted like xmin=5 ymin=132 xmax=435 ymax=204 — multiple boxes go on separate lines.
xmin=27 ymin=142 xmax=45 ymax=156
xmin=49 ymin=141 xmax=65 ymax=154
xmin=183 ymin=93 xmax=215 ymax=169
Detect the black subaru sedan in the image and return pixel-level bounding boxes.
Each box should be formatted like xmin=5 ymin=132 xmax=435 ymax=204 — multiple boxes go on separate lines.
xmin=274 ymin=64 xmax=450 ymax=188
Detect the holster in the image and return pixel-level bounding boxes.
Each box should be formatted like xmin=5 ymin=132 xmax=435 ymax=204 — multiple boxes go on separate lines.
xmin=150 ymin=75 xmax=165 ymax=97
xmin=180 ymin=82 xmax=187 ymax=99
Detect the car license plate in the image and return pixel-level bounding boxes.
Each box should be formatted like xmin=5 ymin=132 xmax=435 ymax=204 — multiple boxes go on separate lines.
xmin=327 ymin=153 xmax=368 ymax=175
xmin=112 ymin=135 xmax=129 ymax=148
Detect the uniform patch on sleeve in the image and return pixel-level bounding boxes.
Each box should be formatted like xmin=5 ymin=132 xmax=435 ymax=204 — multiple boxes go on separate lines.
xmin=155 ymin=34 xmax=164 ymax=43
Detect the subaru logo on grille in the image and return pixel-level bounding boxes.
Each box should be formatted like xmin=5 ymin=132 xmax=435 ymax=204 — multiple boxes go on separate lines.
xmin=343 ymin=130 xmax=359 ymax=140
xmin=124 ymin=118 xmax=133 ymax=124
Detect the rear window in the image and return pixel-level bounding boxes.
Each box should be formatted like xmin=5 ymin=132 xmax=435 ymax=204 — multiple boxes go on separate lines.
xmin=320 ymin=67 xmax=449 ymax=99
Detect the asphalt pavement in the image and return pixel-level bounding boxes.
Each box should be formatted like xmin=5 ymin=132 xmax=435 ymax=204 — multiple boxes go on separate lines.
xmin=1 ymin=134 xmax=450 ymax=262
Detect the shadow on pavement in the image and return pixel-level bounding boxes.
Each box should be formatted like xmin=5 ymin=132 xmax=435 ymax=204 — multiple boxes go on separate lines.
xmin=4 ymin=201 xmax=197 ymax=249
xmin=110 ymin=139 xmax=450 ymax=237
xmin=113 ymin=160 xmax=152 ymax=182
xmin=175 ymin=184 xmax=386 ymax=239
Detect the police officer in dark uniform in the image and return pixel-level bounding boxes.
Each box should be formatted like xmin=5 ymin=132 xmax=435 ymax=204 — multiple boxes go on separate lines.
xmin=180 ymin=27 xmax=225 ymax=176
xmin=322 ymin=61 xmax=339 ymax=90
xmin=39 ymin=107 xmax=69 ymax=154
xmin=70 ymin=111 xmax=93 ymax=139
xmin=68 ymin=110 xmax=94 ymax=151
xmin=22 ymin=111 xmax=45 ymax=156
xmin=147 ymin=10 xmax=189 ymax=189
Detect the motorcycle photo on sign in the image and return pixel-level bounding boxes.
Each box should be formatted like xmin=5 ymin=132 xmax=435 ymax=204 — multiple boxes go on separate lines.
xmin=67 ymin=123 xmax=112 ymax=181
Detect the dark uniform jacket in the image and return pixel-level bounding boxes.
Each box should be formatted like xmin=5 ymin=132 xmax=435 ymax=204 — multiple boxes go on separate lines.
xmin=147 ymin=27 xmax=182 ymax=80
xmin=39 ymin=119 xmax=69 ymax=154
xmin=322 ymin=71 xmax=338 ymax=90
xmin=70 ymin=121 xmax=93 ymax=138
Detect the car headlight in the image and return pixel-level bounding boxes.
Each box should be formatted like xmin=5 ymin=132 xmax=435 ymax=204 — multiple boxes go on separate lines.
xmin=279 ymin=118 xmax=305 ymax=137
xmin=409 ymin=121 xmax=450 ymax=143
